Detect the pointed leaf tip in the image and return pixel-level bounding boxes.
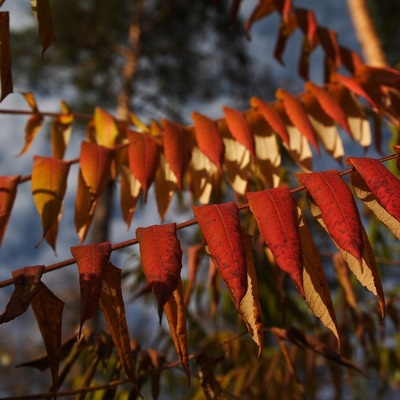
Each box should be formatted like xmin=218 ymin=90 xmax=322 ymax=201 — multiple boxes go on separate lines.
xmin=136 ymin=224 xmax=183 ymax=316
xmin=193 ymin=202 xmax=247 ymax=308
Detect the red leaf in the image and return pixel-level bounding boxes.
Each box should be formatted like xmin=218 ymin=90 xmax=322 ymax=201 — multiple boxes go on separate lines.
xmin=136 ymin=223 xmax=182 ymax=320
xmin=193 ymin=202 xmax=247 ymax=308
xmin=295 ymin=8 xmax=317 ymax=47
xmin=79 ymin=141 xmax=113 ymax=201
xmin=0 ymin=12 xmax=13 ymax=101
xmin=192 ymin=111 xmax=224 ymax=172
xmin=223 ymin=106 xmax=255 ymax=158
xmin=127 ymin=131 xmax=161 ymax=201
xmin=331 ymin=73 xmax=377 ymax=109
xmin=31 ymin=282 xmax=64 ymax=392
xmin=274 ymin=12 xmax=298 ymax=64
xmin=244 ymin=0 xmax=276 ymax=35
xmin=0 ymin=175 xmax=20 ymax=246
xmin=297 ymin=170 xmax=364 ymax=265
xmin=100 ymin=262 xmax=138 ymax=386
xmin=247 ymin=186 xmax=304 ymax=296
xmin=346 ymin=157 xmax=400 ymax=223
xmin=71 ymin=242 xmax=112 ymax=337
xmin=162 ymin=119 xmax=192 ymax=190
xmin=339 ymin=46 xmax=364 ymax=74
xmin=0 ymin=265 xmax=45 ymax=323
xmin=304 ymin=81 xmax=352 ymax=137
xmin=250 ymin=96 xmax=290 ymax=146
xmin=316 ymin=27 xmax=341 ymax=70
xmin=360 ymin=65 xmax=400 ymax=90
xmin=276 ymin=88 xmax=320 ymax=155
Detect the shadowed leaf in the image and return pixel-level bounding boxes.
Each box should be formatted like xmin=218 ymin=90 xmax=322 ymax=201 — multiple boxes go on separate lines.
xmin=0 ymin=12 xmax=12 ymax=101
xmin=164 ymin=279 xmax=190 ymax=381
xmin=100 ymin=262 xmax=138 ymax=387
xmin=31 ymin=282 xmax=64 ymax=392
xmin=136 ymin=223 xmax=182 ymax=321
xmin=51 ymin=101 xmax=73 ymax=159
xmin=71 ymin=242 xmax=112 ymax=337
xmin=0 ymin=265 xmax=45 ymax=323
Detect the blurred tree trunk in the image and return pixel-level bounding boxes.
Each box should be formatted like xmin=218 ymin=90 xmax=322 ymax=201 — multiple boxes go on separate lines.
xmin=90 ymin=0 xmax=144 ymax=245
xmin=347 ymin=0 xmax=387 ymax=66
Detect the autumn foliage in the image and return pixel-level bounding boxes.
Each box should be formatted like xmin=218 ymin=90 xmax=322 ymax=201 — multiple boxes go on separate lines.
xmin=1 ymin=0 xmax=400 ymax=398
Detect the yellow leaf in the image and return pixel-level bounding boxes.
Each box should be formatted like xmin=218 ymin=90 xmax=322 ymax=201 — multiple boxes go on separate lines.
xmin=155 ymin=155 xmax=177 ymax=222
xmin=31 ymin=156 xmax=70 ymax=251
xmin=309 ymin=199 xmax=385 ymax=320
xmin=163 ymin=279 xmax=190 ymax=382
xmin=94 ymin=108 xmax=120 ymax=148
xmin=239 ymin=230 xmax=264 ymax=357
xmin=120 ymin=165 xmax=141 ymax=229
xmin=297 ymin=207 xmax=339 ymax=347
xmin=16 ymin=114 xmax=44 ymax=157
xmin=51 ymin=101 xmax=73 ymax=159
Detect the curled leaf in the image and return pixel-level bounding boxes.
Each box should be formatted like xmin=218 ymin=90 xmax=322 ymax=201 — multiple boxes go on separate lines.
xmin=0 ymin=175 xmax=20 ymax=246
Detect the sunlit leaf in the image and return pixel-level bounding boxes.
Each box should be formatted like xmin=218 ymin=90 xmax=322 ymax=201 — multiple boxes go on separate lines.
xmin=297 ymin=208 xmax=339 ymax=346
xmin=223 ymin=106 xmax=255 ymax=159
xmin=239 ymin=230 xmax=264 ymax=356
xmin=162 ymin=119 xmax=192 ymax=190
xmin=298 ymin=170 xmax=364 ymax=265
xmin=155 ymin=155 xmax=177 ymax=222
xmin=0 ymin=175 xmax=20 ymax=246
xmin=136 ymin=223 xmax=182 ymax=320
xmin=127 ymin=131 xmax=161 ymax=201
xmin=0 ymin=265 xmax=45 ymax=323
xmin=16 ymin=109 xmax=44 ymax=157
xmin=31 ymin=282 xmax=64 ymax=392
xmin=247 ymin=186 xmax=304 ymax=296
xmin=0 ymin=12 xmax=12 ymax=101
xmin=192 ymin=111 xmax=224 ymax=172
xmin=308 ymin=198 xmax=385 ymax=320
xmin=276 ymin=88 xmax=320 ymax=155
xmin=79 ymin=141 xmax=113 ymax=201
xmin=163 ymin=279 xmax=190 ymax=381
xmin=120 ymin=165 xmax=141 ymax=229
xmin=51 ymin=101 xmax=73 ymax=159
xmin=94 ymin=107 xmax=120 ymax=148
xmin=193 ymin=202 xmax=247 ymax=308
xmin=71 ymin=242 xmax=112 ymax=336
xmin=100 ymin=262 xmax=138 ymax=386
xmin=31 ymin=156 xmax=70 ymax=251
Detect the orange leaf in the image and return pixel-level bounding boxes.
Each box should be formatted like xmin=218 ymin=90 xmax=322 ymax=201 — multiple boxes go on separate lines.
xmin=31 ymin=282 xmax=64 ymax=392
xmin=239 ymin=230 xmax=264 ymax=357
xmin=0 ymin=175 xmax=20 ymax=246
xmin=162 ymin=119 xmax=192 ymax=190
xmin=163 ymin=279 xmax=190 ymax=381
xmin=31 ymin=156 xmax=70 ymax=251
xmin=276 ymin=88 xmax=320 ymax=155
xmin=223 ymin=106 xmax=255 ymax=159
xmin=51 ymin=101 xmax=73 ymax=159
xmin=127 ymin=131 xmax=161 ymax=201
xmin=191 ymin=111 xmax=224 ymax=172
xmin=30 ymin=0 xmax=56 ymax=55
xmin=0 ymin=265 xmax=45 ymax=323
xmin=155 ymin=155 xmax=177 ymax=222
xmin=16 ymin=113 xmax=44 ymax=157
xmin=99 ymin=262 xmax=138 ymax=386
xmin=297 ymin=170 xmax=364 ymax=266
xmin=71 ymin=242 xmax=112 ymax=337
xmin=74 ymin=169 xmax=98 ymax=243
xmin=193 ymin=202 xmax=247 ymax=308
xmin=359 ymin=65 xmax=400 ymax=90
xmin=120 ymin=165 xmax=140 ymax=229
xmin=250 ymin=96 xmax=290 ymax=146
xmin=309 ymin=200 xmax=385 ymax=320
xmin=247 ymin=186 xmax=304 ymax=296
xmin=274 ymin=13 xmax=298 ymax=65
xmin=79 ymin=141 xmax=113 ymax=201
xmin=347 ymin=157 xmax=400 ymax=239
xmin=94 ymin=107 xmax=120 ymax=148
xmin=304 ymin=81 xmax=352 ymax=137
xmin=244 ymin=0 xmax=275 ymax=35
xmin=0 ymin=12 xmax=12 ymax=101
xmin=136 ymin=223 xmax=182 ymax=320
xmin=297 ymin=208 xmax=339 ymax=347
